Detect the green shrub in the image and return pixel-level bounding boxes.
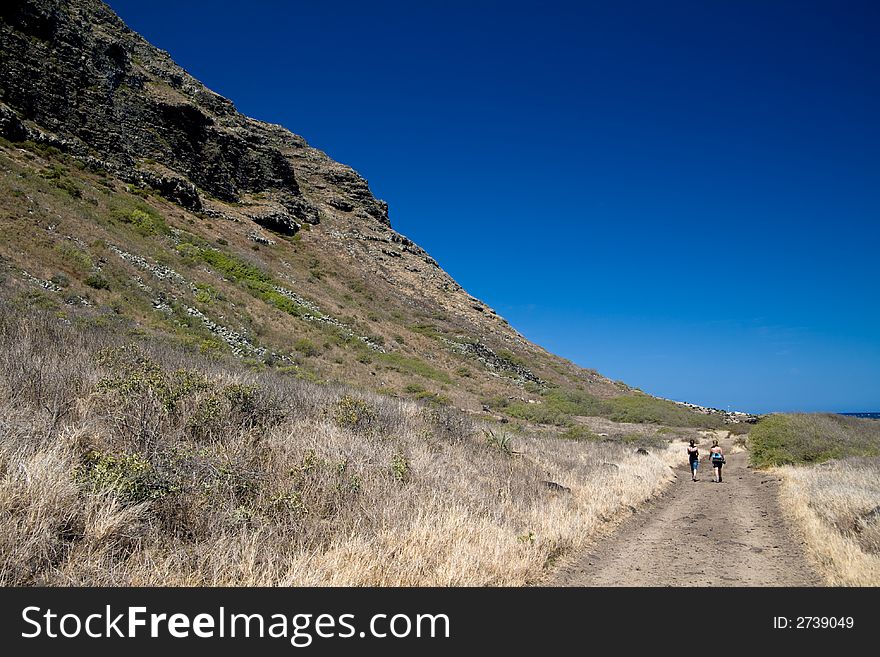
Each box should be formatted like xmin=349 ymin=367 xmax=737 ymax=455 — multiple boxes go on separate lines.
xmin=265 ymin=490 xmax=307 ymax=518
xmin=78 ymin=450 xmax=172 ymax=504
xmin=14 ymin=290 xmax=58 ymax=310
xmin=223 ymin=383 xmax=261 ymax=415
xmin=333 ymin=395 xmax=377 ymax=433
xmin=409 ymin=324 xmax=443 ymax=340
xmin=505 ymin=388 xmax=605 ymax=425
xmin=183 ymin=382 xmax=277 ymax=440
xmin=506 ymin=401 xmax=572 ymax=426
xmin=96 ymin=345 xmax=207 ymax=412
xmin=495 ymin=348 xmax=527 ymax=367
xmin=84 ymin=273 xmax=111 ymax=290
xmin=291 ymin=449 xmax=362 ymax=503
xmin=414 ymin=390 xmax=450 ymax=406
xmin=257 ymin=288 xmax=308 ymax=317
xmin=726 ymin=422 xmax=752 ymax=435
xmin=194 ymin=284 xmax=219 ymax=304
xmin=518 ymin=531 xmax=536 ymax=544
xmin=110 ymin=199 xmax=168 ymax=236
xmin=561 ymin=425 xmax=600 ymax=441
xmin=537 ymin=389 xmax=609 ymax=418
xmin=390 ymin=454 xmax=410 ymax=482
xmin=129 ymin=186 xmax=152 ymax=199
xmin=175 ymin=242 xmax=201 ymax=261
xmin=186 ymin=394 xmax=225 ymax=437
xmin=50 ymin=273 xmax=70 ymax=288
xmin=54 ymin=176 xmax=82 ymax=198
xmin=293 ymin=338 xmax=319 ymax=357
xmin=196 ymin=247 xmax=271 ymax=284
xmin=55 ymin=243 xmax=93 ymax=271
xmin=42 ymin=164 xmax=66 ymax=180
xmin=160 ymin=444 xmax=258 ymax=506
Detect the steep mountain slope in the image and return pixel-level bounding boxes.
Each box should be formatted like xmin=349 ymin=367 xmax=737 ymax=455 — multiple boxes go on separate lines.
xmin=0 ymin=0 xmax=726 ymax=428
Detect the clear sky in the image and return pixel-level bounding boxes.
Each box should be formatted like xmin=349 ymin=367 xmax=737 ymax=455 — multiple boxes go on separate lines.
xmin=106 ymin=0 xmax=879 ymax=414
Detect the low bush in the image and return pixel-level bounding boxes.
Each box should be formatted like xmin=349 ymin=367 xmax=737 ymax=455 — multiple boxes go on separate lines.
xmin=561 ymin=425 xmax=600 ymax=441
xmin=390 ymin=454 xmax=410 ymax=482
xmin=294 ymin=338 xmax=319 ymax=357
xmin=78 ymin=450 xmax=172 ymax=504
xmin=333 ymin=395 xmax=378 ymax=433
xmin=84 ymin=273 xmax=110 ymax=290
xmin=110 ymin=198 xmax=169 ymax=236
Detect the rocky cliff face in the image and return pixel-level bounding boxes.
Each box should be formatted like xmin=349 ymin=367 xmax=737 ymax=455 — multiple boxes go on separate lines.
xmin=0 ymin=0 xmax=384 ymax=227
xmin=0 ymin=0 xmax=626 ymax=411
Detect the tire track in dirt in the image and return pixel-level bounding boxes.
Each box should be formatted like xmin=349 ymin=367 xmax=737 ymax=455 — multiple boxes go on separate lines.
xmin=551 ymin=436 xmax=821 ymax=586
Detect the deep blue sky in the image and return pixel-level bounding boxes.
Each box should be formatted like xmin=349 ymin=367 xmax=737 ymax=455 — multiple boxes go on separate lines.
xmin=107 ymin=0 xmax=879 ymax=413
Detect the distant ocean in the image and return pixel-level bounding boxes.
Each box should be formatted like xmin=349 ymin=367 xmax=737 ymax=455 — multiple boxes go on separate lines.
xmin=839 ymin=412 xmax=880 ymax=420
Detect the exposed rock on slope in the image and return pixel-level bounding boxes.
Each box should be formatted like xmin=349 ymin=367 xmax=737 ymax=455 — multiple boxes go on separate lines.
xmin=2 ymin=0 xmax=318 ymax=219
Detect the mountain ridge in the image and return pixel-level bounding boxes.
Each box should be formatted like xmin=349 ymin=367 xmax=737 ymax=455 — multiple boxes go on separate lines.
xmin=0 ymin=0 xmax=726 ymax=428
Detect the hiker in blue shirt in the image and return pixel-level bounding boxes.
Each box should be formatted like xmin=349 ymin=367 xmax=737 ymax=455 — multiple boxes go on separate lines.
xmin=710 ymin=439 xmax=725 ymax=483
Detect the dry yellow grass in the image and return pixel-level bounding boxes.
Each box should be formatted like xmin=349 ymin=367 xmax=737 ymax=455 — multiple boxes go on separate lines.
xmin=777 ymin=458 xmax=880 ymax=586
xmin=0 ymin=305 xmax=674 ymax=586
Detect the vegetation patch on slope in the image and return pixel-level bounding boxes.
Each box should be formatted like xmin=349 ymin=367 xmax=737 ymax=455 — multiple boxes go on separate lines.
xmin=749 ymin=413 xmax=880 ymax=467
xmin=503 ymin=388 xmax=723 ymax=429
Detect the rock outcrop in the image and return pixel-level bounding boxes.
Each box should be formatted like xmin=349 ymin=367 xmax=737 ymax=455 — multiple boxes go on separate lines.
xmin=0 ymin=0 xmax=392 ymax=230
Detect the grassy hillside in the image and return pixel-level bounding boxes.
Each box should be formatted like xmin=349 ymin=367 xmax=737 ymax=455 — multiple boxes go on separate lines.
xmin=0 ymin=137 xmax=722 ymax=431
xmin=499 ymin=387 xmax=724 ymax=429
xmin=0 ymin=303 xmax=678 ymax=585
xmin=749 ymin=413 xmax=880 ymax=467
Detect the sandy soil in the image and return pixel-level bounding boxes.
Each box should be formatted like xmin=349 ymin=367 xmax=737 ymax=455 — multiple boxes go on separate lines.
xmin=551 ymin=436 xmax=821 ymax=586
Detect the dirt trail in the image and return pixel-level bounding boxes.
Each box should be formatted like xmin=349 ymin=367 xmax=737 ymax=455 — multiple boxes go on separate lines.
xmin=552 ymin=435 xmax=821 ymax=586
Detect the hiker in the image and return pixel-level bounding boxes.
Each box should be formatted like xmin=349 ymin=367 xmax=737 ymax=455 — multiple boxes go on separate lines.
xmin=710 ymin=439 xmax=725 ymax=482
xmin=687 ymin=439 xmax=699 ymax=481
